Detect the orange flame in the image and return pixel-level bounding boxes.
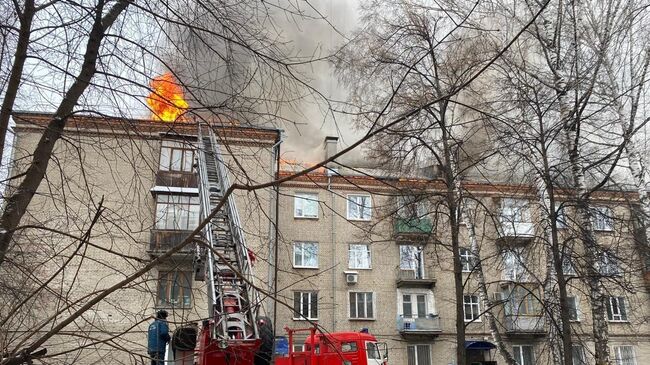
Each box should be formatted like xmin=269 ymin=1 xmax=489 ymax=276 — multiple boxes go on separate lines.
xmin=146 ymin=72 xmax=188 ymax=122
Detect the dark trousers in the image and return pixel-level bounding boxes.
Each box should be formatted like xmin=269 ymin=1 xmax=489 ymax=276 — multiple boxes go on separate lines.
xmin=149 ymin=351 xmax=165 ymax=365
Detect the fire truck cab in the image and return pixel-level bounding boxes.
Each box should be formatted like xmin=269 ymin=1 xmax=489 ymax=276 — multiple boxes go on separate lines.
xmin=275 ymin=327 xmax=388 ymax=365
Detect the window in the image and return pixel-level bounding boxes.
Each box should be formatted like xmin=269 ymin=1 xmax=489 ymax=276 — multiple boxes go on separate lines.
xmin=513 ymin=345 xmax=534 ymax=365
xmin=598 ymin=250 xmax=620 ymax=276
xmin=460 ymin=247 xmax=472 ymax=272
xmin=607 ymin=297 xmax=628 ymax=322
xmin=398 ymin=195 xmax=428 ymax=219
xmin=592 ymin=206 xmax=614 ymax=231
xmin=501 ymin=198 xmax=531 ymax=223
xmin=463 ymin=295 xmax=481 ymax=322
xmin=557 ymin=206 xmax=568 ymax=229
xmin=341 ymin=342 xmax=357 ymax=353
xmin=400 ymin=245 xmax=424 ymax=279
xmin=567 ymin=296 xmax=579 ymax=321
xmin=504 ymin=285 xmax=541 ymax=315
xmin=348 ymin=244 xmax=371 ymax=269
xmin=562 ymin=253 xmax=576 ymax=276
xmin=402 ymin=293 xmax=427 ymax=318
xmin=349 ymin=292 xmax=374 ymax=319
xmin=157 ymin=271 xmax=192 ymax=307
xmin=612 ymin=345 xmax=637 ymax=365
xmin=407 ymin=345 xmax=431 ymax=365
xmin=293 ymin=242 xmax=318 ymax=268
xmin=572 ymin=345 xmax=586 ymax=365
xmin=293 ymin=291 xmax=318 ymax=320
xmin=160 ymin=140 xmax=195 ymax=172
xmin=366 ymin=342 xmax=381 ymax=360
xmin=292 ymin=344 xmax=304 ymax=352
xmin=347 ymin=194 xmax=372 ymax=220
xmin=502 ymin=249 xmax=527 ymax=281
xmin=294 ymin=193 xmax=319 ymax=218
xmin=155 ymin=194 xmax=200 ymax=230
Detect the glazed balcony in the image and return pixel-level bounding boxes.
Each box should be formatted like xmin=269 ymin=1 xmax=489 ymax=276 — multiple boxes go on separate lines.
xmin=155 ymin=170 xmax=198 ymax=188
xmin=149 ymin=229 xmax=195 ymax=258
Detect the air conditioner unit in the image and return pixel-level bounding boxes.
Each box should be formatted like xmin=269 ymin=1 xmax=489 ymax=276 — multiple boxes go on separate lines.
xmin=344 ymin=271 xmax=358 ymax=284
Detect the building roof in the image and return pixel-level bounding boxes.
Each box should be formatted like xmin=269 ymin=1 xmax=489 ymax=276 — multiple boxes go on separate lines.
xmin=12 ymin=112 xmax=280 ymax=146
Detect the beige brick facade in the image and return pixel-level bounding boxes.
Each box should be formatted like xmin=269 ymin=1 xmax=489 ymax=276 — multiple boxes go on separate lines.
xmin=2 ymin=113 xmax=649 ymax=365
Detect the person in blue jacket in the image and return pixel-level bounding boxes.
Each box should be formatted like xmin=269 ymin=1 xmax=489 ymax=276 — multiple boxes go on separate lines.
xmin=148 ymin=310 xmax=171 ymax=365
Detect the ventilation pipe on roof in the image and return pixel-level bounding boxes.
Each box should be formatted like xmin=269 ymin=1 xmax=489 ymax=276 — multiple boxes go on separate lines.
xmin=324 ymin=136 xmax=339 ymax=174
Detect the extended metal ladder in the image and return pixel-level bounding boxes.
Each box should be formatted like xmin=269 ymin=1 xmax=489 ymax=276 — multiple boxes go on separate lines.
xmin=196 ymin=124 xmax=259 ymax=345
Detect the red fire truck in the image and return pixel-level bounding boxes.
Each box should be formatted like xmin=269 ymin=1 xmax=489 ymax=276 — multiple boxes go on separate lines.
xmin=275 ymin=326 xmax=388 ymax=365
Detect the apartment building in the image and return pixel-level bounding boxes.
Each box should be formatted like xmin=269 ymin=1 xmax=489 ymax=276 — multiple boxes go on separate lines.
xmin=3 ymin=113 xmax=649 ymax=365
xmin=2 ymin=113 xmax=279 ymax=364
xmin=273 ymin=139 xmax=650 ymax=365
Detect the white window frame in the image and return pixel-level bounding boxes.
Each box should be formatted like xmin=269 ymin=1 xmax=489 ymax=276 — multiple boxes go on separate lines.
xmin=612 ymin=345 xmax=637 ymax=365
xmin=293 ymin=242 xmax=319 ymax=269
xmin=513 ymin=345 xmax=535 ymax=365
xmin=399 ymin=245 xmax=424 ymax=279
xmin=502 ymin=248 xmax=527 ymax=282
xmin=398 ymin=290 xmax=434 ymax=319
xmin=592 ymin=206 xmax=614 ymax=231
xmin=346 ymin=194 xmax=372 ymax=221
xmin=460 ymin=247 xmax=472 ymax=273
xmin=159 ymin=140 xmax=195 ymax=172
xmin=348 ymin=291 xmax=375 ymax=320
xmin=501 ymin=198 xmax=532 ymax=224
xmin=463 ymin=294 xmax=481 ymax=322
xmin=294 ymin=192 xmax=319 ymax=219
xmin=293 ymin=291 xmax=318 ymax=320
xmin=348 ymin=244 xmax=371 ymax=269
xmin=154 ymin=194 xmax=200 ymax=230
xmin=607 ymin=297 xmax=628 ymax=322
xmin=406 ymin=344 xmax=432 ymax=365
xmin=599 ymin=251 xmax=620 ymax=276
xmin=567 ymin=296 xmax=580 ymax=321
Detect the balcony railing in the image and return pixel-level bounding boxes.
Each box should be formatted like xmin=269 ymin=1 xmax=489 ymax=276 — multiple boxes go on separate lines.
xmin=395 ymin=217 xmax=433 ymax=235
xmin=498 ymin=221 xmax=534 ymax=240
xmin=155 ymin=170 xmax=198 ymax=188
xmin=504 ymin=315 xmax=545 ymax=334
xmin=396 ymin=269 xmax=436 ymax=288
xmin=397 ymin=315 xmax=441 ymax=335
xmin=149 ymin=229 xmax=195 ymax=254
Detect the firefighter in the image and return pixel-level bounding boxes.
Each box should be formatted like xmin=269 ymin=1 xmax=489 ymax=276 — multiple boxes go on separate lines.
xmin=148 ymin=310 xmax=171 ymax=365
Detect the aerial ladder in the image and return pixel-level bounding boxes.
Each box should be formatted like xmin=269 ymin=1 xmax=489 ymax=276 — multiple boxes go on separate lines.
xmin=194 ymin=124 xmax=264 ymax=365
xmin=188 ymin=123 xmax=386 ymax=365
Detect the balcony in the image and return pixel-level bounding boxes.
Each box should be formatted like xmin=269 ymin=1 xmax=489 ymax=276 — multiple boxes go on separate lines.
xmin=497 ymin=221 xmax=534 ymax=243
xmin=397 ymin=315 xmax=442 ymax=337
xmin=149 ymin=229 xmax=195 ymax=258
xmin=395 ymin=217 xmax=433 ymax=235
xmin=396 ymin=269 xmax=436 ymax=289
xmin=155 ymin=170 xmax=198 ymax=188
xmin=504 ymin=315 xmax=545 ymax=336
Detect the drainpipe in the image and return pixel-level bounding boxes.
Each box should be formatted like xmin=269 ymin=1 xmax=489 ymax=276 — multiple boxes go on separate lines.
xmin=324 ymin=136 xmax=339 ymax=331
xmin=268 ymin=131 xmax=283 ymax=335
xmin=329 ymin=174 xmax=337 ymax=331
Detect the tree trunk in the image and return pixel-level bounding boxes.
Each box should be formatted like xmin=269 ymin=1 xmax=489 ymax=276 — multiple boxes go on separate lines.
xmin=0 ymin=0 xmax=35 ymax=163
xmin=460 ymin=200 xmax=517 ymax=365
xmin=0 ymin=0 xmax=131 ymax=267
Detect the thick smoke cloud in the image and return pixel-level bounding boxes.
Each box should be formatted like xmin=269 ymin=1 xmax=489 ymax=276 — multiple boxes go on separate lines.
xmin=169 ymin=0 xmax=365 ymax=164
